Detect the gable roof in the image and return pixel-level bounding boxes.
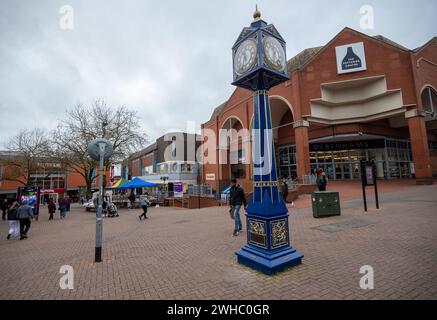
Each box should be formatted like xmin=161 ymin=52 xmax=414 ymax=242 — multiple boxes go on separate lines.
xmin=287 ymin=46 xmax=324 ymax=73
xmin=209 ymin=101 xmax=227 ymax=121
xmin=372 ymin=35 xmax=410 ymax=51
xmin=413 ymin=36 xmax=437 ymax=53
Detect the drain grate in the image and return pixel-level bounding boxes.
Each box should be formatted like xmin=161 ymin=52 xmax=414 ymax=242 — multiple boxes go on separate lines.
xmin=312 ymin=218 xmax=377 ymax=233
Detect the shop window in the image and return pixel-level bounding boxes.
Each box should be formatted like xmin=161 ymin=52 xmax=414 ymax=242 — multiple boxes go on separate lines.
xmin=181 ymin=163 xmax=193 ymax=173
xmin=429 ymin=141 xmax=437 ymax=151
xmin=231 ymin=163 xmax=245 ymax=179
xmin=422 ymin=87 xmax=437 ymax=114
xmin=172 ymin=163 xmax=179 ymax=173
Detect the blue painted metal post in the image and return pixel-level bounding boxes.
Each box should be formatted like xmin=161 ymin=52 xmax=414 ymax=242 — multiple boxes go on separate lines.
xmin=235 ymin=90 xmax=303 ymax=275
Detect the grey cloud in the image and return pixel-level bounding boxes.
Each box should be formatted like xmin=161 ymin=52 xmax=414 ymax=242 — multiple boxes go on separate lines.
xmin=0 ymin=0 xmax=436 ymax=147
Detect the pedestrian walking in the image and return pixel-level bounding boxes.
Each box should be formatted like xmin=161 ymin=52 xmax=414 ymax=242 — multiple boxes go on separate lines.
xmin=129 ymin=192 xmax=136 ymax=210
xmin=6 ymin=201 xmax=20 ymax=240
xmin=48 ymin=199 xmax=56 ymax=220
xmin=16 ymin=200 xmax=34 ymax=240
xmin=1 ymin=199 xmax=8 ymax=221
xmin=102 ymin=197 xmax=108 ymax=217
xmin=66 ymin=196 xmax=71 ymax=212
xmin=139 ymin=194 xmax=150 ymax=220
xmin=316 ymin=170 xmax=328 ymax=191
xmin=281 ymin=181 xmax=289 ymax=203
xmin=229 ymin=179 xmax=247 ymax=236
xmin=59 ymin=197 xmax=68 ymax=219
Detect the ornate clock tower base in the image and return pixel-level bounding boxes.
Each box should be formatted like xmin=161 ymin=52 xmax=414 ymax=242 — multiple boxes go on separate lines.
xmin=236 ymin=213 xmax=303 ymax=275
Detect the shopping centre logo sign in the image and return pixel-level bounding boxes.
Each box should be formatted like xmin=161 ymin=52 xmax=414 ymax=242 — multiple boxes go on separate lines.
xmin=335 ymin=42 xmax=367 ymax=74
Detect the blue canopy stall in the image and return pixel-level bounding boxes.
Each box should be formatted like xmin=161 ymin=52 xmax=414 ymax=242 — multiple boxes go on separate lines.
xmin=116 ymin=177 xmax=157 ymax=189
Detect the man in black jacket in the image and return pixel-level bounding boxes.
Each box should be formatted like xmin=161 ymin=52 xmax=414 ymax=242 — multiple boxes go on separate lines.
xmin=229 ymin=179 xmax=247 ymax=236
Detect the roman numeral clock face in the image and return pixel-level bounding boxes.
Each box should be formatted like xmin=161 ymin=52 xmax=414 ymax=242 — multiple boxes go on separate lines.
xmin=263 ymin=36 xmax=286 ymax=72
xmin=234 ymin=39 xmax=257 ymax=76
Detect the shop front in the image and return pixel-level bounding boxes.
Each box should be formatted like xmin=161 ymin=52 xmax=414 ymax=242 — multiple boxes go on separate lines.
xmin=278 ymin=137 xmax=413 ymax=180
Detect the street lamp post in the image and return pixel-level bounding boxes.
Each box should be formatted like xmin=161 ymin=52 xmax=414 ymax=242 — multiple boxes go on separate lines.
xmin=87 ymin=138 xmax=113 ymax=263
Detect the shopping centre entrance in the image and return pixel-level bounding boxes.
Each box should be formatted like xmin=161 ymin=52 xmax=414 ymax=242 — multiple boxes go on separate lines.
xmin=278 ymin=135 xmax=413 ymax=180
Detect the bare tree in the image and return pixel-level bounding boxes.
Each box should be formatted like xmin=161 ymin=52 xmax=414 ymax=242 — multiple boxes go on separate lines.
xmin=2 ymin=128 xmax=52 ymax=186
xmin=52 ymin=100 xmax=148 ymax=196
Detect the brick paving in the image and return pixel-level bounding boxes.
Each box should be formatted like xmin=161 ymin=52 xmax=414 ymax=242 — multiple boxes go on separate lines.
xmin=0 ymin=181 xmax=436 ymax=300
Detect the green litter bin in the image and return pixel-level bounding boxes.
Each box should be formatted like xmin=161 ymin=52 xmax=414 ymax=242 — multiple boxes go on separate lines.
xmin=311 ymin=191 xmax=341 ymax=218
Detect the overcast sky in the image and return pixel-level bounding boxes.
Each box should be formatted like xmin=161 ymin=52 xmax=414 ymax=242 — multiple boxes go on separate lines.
xmin=0 ymin=0 xmax=436 ymax=148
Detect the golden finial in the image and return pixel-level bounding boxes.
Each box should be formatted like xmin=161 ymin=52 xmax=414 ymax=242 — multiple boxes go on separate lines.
xmin=253 ymin=4 xmax=261 ymax=21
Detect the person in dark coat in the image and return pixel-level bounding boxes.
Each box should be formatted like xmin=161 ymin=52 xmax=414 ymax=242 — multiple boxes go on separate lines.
xmin=316 ymin=170 xmax=328 ymax=191
xmin=59 ymin=198 xmax=68 ymax=219
xmin=229 ymin=179 xmax=247 ymax=236
xmin=129 ymin=192 xmax=136 ymax=210
xmin=48 ymin=199 xmax=56 ymax=220
xmin=281 ymin=181 xmax=289 ymax=203
xmin=16 ymin=200 xmax=34 ymax=240
xmin=66 ymin=196 xmax=71 ymax=212
xmin=1 ymin=199 xmax=9 ymax=221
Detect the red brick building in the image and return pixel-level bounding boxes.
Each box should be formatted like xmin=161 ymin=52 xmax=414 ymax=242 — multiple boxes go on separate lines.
xmin=0 ymin=151 xmax=110 ymax=202
xmin=201 ymin=27 xmax=437 ymax=192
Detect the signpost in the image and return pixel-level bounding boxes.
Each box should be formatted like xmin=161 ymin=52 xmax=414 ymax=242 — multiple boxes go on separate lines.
xmin=87 ymin=138 xmax=113 ymax=263
xmin=360 ymin=160 xmax=380 ymax=212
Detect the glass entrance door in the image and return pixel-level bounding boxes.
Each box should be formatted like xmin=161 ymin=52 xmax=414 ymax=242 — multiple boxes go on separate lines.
xmin=335 ymin=163 xmax=351 ymax=180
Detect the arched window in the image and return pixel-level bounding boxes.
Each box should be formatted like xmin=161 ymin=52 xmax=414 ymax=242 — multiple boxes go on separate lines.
xmin=421 ymin=86 xmax=437 ymax=114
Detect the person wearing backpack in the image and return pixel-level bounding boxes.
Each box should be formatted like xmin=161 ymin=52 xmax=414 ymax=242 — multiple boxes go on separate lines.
xmin=6 ymin=201 xmax=20 ymax=240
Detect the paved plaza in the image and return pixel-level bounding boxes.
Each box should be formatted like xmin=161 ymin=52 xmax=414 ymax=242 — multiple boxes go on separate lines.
xmin=0 ymin=181 xmax=436 ymax=300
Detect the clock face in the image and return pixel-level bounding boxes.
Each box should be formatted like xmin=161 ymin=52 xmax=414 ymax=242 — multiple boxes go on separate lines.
xmin=234 ymin=39 xmax=257 ymax=76
xmin=263 ymin=36 xmax=286 ymax=72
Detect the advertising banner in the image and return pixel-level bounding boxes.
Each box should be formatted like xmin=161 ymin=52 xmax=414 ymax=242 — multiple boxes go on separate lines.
xmin=174 ymin=182 xmax=183 ymax=198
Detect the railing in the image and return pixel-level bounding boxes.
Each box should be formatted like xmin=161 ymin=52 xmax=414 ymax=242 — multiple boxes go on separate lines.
xmin=186 ymin=184 xmax=214 ymax=197
xmin=302 ymin=174 xmax=317 ymax=185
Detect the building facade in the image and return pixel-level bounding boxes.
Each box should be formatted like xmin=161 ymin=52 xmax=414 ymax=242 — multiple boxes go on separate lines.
xmin=0 ymin=151 xmax=109 ymax=202
xmin=201 ymin=28 xmax=437 ymax=192
xmin=122 ymin=132 xmax=201 ymax=192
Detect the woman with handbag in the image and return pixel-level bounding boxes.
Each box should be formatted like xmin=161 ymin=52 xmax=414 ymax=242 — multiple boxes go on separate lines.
xmin=6 ymin=201 xmax=20 ymax=240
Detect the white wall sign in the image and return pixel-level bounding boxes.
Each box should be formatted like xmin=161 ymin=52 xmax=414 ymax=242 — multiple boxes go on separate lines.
xmin=205 ymin=173 xmax=215 ymax=181
xmin=335 ymin=42 xmax=367 ymax=74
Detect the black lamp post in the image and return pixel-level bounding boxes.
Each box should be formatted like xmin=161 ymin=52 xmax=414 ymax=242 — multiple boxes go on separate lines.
xmin=160 ymin=176 xmax=169 ymax=196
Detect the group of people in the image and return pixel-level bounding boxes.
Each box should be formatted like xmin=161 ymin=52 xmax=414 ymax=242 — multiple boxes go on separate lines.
xmin=47 ymin=196 xmax=71 ymax=220
xmin=102 ymin=197 xmax=119 ymax=218
xmin=4 ymin=199 xmax=35 ymax=240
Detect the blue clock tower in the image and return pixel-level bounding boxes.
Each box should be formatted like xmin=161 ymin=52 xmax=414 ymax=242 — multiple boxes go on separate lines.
xmin=232 ymin=6 xmax=303 ymax=275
